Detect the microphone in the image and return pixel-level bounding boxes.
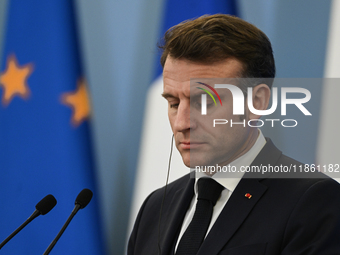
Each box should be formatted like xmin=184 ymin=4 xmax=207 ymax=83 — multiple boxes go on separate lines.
xmin=0 ymin=194 xmax=57 ymax=249
xmin=43 ymin=189 xmax=93 ymax=255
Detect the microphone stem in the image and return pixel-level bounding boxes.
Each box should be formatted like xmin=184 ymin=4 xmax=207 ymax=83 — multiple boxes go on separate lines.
xmin=43 ymin=204 xmax=80 ymax=255
xmin=0 ymin=210 xmax=40 ymax=249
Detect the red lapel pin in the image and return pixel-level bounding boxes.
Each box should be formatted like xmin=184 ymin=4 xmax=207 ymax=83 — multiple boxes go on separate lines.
xmin=245 ymin=193 xmax=252 ymax=199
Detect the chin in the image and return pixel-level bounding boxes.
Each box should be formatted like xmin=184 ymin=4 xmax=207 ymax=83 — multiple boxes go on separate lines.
xmin=189 ymin=151 xmax=213 ymax=166
xmin=188 ymin=158 xmax=210 ymax=168
xmin=180 ymin=152 xmax=212 ymax=168
xmin=181 ymin=157 xmax=191 ymax=168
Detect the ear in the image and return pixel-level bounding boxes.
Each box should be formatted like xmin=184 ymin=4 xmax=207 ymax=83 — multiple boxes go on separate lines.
xmin=247 ymin=84 xmax=271 ymax=120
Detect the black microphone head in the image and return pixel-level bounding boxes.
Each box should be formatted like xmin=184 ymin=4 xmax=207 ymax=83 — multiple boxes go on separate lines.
xmin=75 ymin=189 xmax=93 ymax=209
xmin=36 ymin=194 xmax=57 ymax=215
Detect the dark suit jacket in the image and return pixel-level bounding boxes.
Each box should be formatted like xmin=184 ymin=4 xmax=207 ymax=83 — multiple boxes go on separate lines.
xmin=128 ymin=139 xmax=340 ymax=255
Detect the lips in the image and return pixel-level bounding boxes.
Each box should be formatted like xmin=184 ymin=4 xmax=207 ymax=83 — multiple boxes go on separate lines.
xmin=179 ymin=141 xmax=205 ymax=149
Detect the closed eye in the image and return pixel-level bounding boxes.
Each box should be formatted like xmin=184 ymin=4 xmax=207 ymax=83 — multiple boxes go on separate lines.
xmin=162 ymin=93 xmax=180 ymax=109
xmin=170 ymin=103 xmax=179 ymax=109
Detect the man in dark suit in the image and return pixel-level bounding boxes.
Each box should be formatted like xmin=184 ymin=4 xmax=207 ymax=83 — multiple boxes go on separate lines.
xmin=128 ymin=14 xmax=340 ymax=255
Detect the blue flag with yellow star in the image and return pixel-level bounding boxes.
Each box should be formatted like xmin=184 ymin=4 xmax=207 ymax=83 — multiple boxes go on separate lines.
xmin=0 ymin=1 xmax=105 ymax=254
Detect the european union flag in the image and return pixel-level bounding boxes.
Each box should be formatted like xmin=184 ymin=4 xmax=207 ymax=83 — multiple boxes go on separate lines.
xmin=0 ymin=0 xmax=105 ymax=254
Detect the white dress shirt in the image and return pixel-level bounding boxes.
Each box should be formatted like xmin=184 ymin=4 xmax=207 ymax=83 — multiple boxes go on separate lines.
xmin=175 ymin=129 xmax=266 ymax=251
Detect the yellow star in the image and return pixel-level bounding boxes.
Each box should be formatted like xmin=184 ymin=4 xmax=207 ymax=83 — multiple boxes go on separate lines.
xmin=0 ymin=54 xmax=34 ymax=106
xmin=61 ymin=78 xmax=91 ymax=127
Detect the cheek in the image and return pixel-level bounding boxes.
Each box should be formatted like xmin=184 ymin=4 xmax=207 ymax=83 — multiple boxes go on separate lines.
xmin=168 ymin=113 xmax=176 ymax=132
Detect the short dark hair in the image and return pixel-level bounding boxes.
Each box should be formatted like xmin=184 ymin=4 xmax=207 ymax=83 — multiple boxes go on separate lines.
xmin=159 ymin=14 xmax=275 ymax=87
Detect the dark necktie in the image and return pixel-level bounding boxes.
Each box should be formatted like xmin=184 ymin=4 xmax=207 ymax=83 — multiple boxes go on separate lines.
xmin=176 ymin=178 xmax=224 ymax=255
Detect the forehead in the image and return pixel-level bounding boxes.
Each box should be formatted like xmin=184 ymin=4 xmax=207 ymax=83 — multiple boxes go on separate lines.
xmin=162 ymin=57 xmax=243 ymax=97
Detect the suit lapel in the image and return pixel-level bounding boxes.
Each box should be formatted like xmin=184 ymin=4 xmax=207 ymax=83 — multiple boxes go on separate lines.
xmin=197 ymin=139 xmax=282 ymax=255
xmin=160 ymin=177 xmax=195 ymax=255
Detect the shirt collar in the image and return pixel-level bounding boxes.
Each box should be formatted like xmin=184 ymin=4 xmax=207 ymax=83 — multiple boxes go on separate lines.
xmin=194 ymin=129 xmax=266 ymax=194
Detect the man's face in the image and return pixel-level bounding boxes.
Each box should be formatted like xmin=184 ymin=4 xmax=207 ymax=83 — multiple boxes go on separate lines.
xmin=163 ymin=57 xmax=258 ymax=169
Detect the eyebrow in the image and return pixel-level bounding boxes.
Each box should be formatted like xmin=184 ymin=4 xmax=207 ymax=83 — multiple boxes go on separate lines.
xmin=161 ymin=91 xmax=207 ymax=100
xmin=161 ymin=93 xmax=176 ymax=99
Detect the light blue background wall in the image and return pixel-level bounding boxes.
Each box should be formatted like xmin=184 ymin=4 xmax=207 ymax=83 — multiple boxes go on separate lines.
xmin=0 ymin=1 xmax=332 ymax=254
xmin=74 ymin=0 xmax=165 ymax=254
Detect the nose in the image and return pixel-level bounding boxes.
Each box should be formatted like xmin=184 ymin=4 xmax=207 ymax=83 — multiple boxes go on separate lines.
xmin=174 ymin=100 xmax=193 ymax=132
